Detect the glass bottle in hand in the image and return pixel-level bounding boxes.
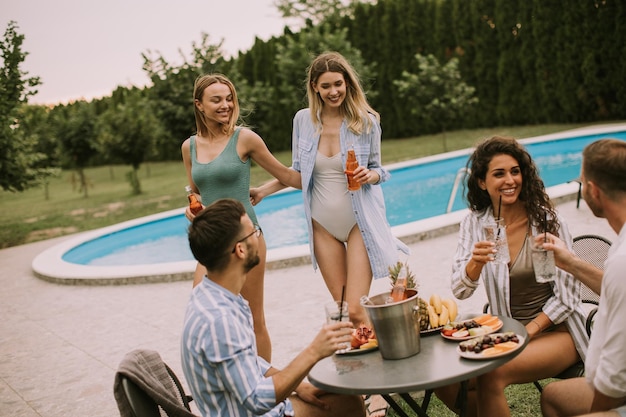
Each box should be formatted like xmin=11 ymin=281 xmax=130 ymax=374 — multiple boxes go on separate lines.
xmin=185 ymin=185 xmax=203 ymax=215
xmin=345 ymin=148 xmax=361 ymax=191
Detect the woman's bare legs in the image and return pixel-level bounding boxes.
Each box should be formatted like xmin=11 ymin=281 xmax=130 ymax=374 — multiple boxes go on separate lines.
xmin=312 ymin=221 xmax=383 ymax=417
xmin=434 ymin=329 xmax=580 ymax=417
xmin=312 ymin=221 xmax=372 ymax=326
xmin=191 ymin=235 xmax=272 ymax=362
xmin=476 ymin=329 xmax=580 ymax=417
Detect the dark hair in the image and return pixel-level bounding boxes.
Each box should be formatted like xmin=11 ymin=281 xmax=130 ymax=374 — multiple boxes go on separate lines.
xmin=583 ymin=138 xmax=626 ymax=200
xmin=464 ymin=136 xmax=560 ymax=235
xmin=188 ymin=198 xmax=245 ymax=271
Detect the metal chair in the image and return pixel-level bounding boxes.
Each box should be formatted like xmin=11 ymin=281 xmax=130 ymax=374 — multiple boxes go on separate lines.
xmin=114 ymin=349 xmax=195 ymax=417
xmin=568 ymin=178 xmax=583 ymax=208
xmin=479 ymin=234 xmax=611 ymax=392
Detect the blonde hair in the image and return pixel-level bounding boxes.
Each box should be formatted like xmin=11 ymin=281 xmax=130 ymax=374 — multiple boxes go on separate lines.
xmin=306 ymin=52 xmax=379 ymax=135
xmin=193 ymin=74 xmax=239 ymax=137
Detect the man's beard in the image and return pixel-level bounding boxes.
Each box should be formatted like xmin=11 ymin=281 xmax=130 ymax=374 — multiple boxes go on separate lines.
xmin=243 ymin=251 xmax=260 ymax=273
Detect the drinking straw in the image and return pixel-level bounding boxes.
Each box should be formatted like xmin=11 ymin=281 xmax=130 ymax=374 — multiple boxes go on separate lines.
xmin=496 ymin=195 xmax=502 ymax=238
xmin=338 ymin=285 xmax=346 ymax=322
xmin=544 ymin=211 xmax=548 ymax=243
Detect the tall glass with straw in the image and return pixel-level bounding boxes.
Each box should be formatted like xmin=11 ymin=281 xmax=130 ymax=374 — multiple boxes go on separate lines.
xmin=483 ymin=195 xmax=511 ymax=263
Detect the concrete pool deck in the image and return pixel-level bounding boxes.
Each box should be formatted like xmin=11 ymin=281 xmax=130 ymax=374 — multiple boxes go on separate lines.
xmin=0 ymin=198 xmax=617 ymax=417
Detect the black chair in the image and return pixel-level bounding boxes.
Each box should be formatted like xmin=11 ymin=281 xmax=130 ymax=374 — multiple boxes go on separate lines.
xmin=114 ymin=349 xmax=196 ymax=417
xmin=479 ymin=234 xmax=611 ymax=392
xmin=568 ymin=178 xmax=583 ymax=208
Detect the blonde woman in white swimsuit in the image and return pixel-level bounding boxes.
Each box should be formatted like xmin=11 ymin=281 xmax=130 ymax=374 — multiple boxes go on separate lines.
xmin=251 ymin=51 xmax=409 ymax=417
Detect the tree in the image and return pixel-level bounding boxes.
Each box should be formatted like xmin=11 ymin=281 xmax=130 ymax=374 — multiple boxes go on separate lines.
xmin=394 ymin=54 xmax=478 ymax=151
xmin=245 ymin=23 xmax=375 ymax=150
xmin=274 ymin=0 xmax=367 ymax=27
xmin=53 ymin=101 xmax=99 ymax=197
xmin=0 ymin=20 xmax=51 ymax=192
xmin=13 ymin=105 xmax=61 ymax=199
xmin=142 ymin=33 xmax=232 ymax=159
xmin=96 ymin=93 xmax=165 ymax=194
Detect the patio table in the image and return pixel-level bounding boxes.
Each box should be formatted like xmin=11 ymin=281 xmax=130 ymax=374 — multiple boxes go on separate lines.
xmin=308 ymin=316 xmax=528 ymax=417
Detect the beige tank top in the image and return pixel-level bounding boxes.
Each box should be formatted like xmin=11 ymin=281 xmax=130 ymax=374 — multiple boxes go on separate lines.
xmin=509 ymin=234 xmax=553 ymax=324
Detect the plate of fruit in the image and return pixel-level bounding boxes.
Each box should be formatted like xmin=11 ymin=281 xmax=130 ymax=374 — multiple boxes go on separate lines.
xmin=337 ymin=324 xmax=378 ymax=355
xmin=457 ymin=332 xmax=524 ymax=359
xmin=440 ymin=314 xmax=503 ymax=341
xmin=419 ymin=294 xmax=459 ymax=336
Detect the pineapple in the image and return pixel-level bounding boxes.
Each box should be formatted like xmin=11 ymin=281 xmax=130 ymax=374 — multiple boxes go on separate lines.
xmin=388 ymin=262 xmax=429 ymax=330
xmin=388 ymin=261 xmax=417 ymax=289
xmin=417 ymin=297 xmax=430 ymax=331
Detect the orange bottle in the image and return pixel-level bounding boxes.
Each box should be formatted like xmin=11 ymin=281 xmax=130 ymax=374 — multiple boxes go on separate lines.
xmin=389 ymin=265 xmax=408 ymax=302
xmin=345 ymin=148 xmax=361 ymax=191
xmin=185 ymin=185 xmax=203 ymax=215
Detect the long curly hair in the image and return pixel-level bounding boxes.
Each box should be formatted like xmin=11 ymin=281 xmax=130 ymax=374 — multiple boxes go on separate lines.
xmin=464 ymin=136 xmax=560 ymax=235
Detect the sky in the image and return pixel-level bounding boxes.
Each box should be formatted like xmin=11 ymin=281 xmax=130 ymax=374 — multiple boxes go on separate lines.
xmin=1 ymin=0 xmax=288 ymax=105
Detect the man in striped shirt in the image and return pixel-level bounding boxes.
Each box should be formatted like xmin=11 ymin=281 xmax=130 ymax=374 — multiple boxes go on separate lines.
xmin=182 ymin=198 xmax=365 ymax=417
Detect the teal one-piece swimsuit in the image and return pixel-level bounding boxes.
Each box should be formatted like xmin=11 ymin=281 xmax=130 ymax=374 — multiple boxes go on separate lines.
xmin=190 ymin=128 xmax=258 ymax=224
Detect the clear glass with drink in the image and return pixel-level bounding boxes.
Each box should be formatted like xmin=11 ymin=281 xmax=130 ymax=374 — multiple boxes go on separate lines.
xmin=483 ymin=218 xmax=511 ymax=264
xmin=324 ymin=301 xmax=350 ymax=352
xmin=531 ymin=241 xmax=556 ymax=283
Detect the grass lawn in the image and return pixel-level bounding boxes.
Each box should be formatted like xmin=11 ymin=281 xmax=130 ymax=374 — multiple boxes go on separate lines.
xmin=387 ymin=379 xmax=553 ymax=417
xmin=0 ymin=123 xmax=594 ymax=249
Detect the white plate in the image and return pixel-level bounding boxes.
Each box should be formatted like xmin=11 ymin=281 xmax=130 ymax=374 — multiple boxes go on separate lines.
xmin=441 ymin=319 xmax=503 ymax=341
xmin=457 ymin=334 xmax=525 ymax=360
xmin=420 ymin=325 xmax=444 ymax=336
xmin=336 ymin=344 xmax=379 ymax=355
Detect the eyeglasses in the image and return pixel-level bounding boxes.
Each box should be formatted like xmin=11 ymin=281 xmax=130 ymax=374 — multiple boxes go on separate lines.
xmin=231 ymin=225 xmax=262 ymax=253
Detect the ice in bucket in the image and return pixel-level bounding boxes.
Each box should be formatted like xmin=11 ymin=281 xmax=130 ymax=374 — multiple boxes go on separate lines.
xmin=361 ymin=289 xmax=421 ymax=359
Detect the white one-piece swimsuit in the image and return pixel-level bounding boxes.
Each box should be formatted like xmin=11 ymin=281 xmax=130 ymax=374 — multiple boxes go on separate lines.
xmin=310 ymin=152 xmax=357 ymax=242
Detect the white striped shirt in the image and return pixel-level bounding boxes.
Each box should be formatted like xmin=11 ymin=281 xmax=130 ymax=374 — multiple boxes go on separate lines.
xmin=451 ymin=208 xmax=589 ymax=361
xmin=181 ymin=278 xmax=293 ymax=417
xmin=291 ymin=108 xmax=409 ymax=279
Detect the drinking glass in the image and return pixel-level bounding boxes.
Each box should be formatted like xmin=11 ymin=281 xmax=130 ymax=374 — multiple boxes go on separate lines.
xmin=483 ymin=218 xmax=511 ymax=264
xmin=324 ymin=301 xmax=350 ymax=352
xmin=531 ymin=242 xmax=556 ymax=283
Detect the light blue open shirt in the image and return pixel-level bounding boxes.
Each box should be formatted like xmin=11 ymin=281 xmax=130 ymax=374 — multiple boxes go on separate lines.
xmin=291 ymin=108 xmax=409 ymax=279
xmin=181 ymin=278 xmax=294 ymax=417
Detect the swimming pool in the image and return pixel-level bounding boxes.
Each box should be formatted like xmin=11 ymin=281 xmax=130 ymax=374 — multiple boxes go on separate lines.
xmin=32 ymin=124 xmax=626 ymax=284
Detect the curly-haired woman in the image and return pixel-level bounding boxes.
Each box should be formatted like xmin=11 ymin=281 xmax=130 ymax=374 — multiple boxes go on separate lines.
xmin=435 ymin=136 xmax=589 ymax=417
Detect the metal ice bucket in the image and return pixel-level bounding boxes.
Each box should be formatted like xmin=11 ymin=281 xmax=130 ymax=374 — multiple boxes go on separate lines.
xmin=361 ymin=289 xmax=421 ymax=359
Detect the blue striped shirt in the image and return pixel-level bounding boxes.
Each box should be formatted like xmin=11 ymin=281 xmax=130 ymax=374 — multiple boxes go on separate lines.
xmin=451 ymin=208 xmax=589 ymax=361
xmin=291 ymin=108 xmax=410 ymax=279
xmin=181 ymin=278 xmax=293 ymax=417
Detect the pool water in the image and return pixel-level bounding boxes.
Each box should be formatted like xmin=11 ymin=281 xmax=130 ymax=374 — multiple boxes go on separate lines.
xmin=62 ymin=131 xmax=625 ymax=266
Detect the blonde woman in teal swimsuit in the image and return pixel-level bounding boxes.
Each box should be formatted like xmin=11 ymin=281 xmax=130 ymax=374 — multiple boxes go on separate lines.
xmin=181 ymin=74 xmax=301 ymax=362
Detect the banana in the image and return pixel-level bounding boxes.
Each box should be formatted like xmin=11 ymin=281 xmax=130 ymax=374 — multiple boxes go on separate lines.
xmin=426 ymin=305 xmax=439 ymax=328
xmin=439 ymin=304 xmax=449 ymax=326
xmin=430 ymin=293 xmax=442 ymax=314
xmin=441 ymin=298 xmax=458 ymax=322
